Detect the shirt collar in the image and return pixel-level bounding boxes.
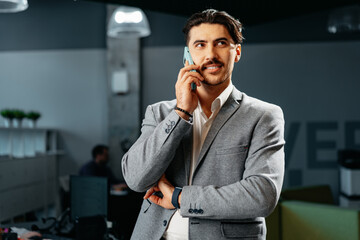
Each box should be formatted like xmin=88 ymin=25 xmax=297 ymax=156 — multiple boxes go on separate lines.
xmin=211 ymin=82 xmax=233 ymax=113
xmin=197 ymin=82 xmax=234 ymax=118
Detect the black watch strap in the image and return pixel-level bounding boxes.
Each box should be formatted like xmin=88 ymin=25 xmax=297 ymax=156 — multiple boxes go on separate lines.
xmin=171 ymin=187 xmax=182 ymax=209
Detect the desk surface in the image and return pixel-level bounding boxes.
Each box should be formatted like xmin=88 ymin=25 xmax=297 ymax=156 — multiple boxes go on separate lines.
xmin=1 ymin=222 xmax=73 ymax=240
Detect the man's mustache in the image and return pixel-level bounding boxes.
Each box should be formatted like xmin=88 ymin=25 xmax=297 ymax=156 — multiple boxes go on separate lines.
xmin=201 ymin=58 xmax=223 ymax=70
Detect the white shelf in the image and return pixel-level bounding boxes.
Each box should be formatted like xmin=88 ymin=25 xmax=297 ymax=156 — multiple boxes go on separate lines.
xmin=0 ymin=128 xmax=57 ymax=158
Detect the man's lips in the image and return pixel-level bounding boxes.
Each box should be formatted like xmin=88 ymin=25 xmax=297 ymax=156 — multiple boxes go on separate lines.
xmin=202 ymin=64 xmax=222 ymax=72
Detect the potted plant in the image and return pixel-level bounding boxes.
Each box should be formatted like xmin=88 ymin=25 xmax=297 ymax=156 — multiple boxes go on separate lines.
xmin=13 ymin=109 xmax=26 ymax=128
xmin=26 ymin=111 xmax=41 ymax=128
xmin=1 ymin=109 xmax=15 ymax=128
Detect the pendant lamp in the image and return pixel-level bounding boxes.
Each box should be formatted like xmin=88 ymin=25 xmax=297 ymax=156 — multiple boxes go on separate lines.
xmin=108 ymin=6 xmax=151 ymax=38
xmin=0 ymin=0 xmax=28 ymax=13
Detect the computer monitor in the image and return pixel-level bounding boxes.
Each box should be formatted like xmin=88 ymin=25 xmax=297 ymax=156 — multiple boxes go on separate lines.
xmin=70 ymin=175 xmax=108 ymax=222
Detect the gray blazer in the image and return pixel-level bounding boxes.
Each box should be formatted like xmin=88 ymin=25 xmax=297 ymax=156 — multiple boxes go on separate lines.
xmin=122 ymin=87 xmax=285 ymax=240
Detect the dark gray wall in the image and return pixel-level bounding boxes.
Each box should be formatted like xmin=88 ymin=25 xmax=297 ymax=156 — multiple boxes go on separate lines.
xmin=141 ymin=41 xmax=360 ymax=199
xmin=0 ymin=0 xmax=106 ymax=51
xmin=141 ymin=10 xmax=187 ymax=47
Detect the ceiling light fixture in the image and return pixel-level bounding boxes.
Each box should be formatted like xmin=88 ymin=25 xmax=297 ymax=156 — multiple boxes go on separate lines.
xmin=0 ymin=0 xmax=28 ymax=13
xmin=107 ymin=6 xmax=151 ymax=38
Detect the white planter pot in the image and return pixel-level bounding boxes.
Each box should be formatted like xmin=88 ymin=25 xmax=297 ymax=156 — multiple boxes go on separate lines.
xmin=28 ymin=120 xmax=37 ymax=128
xmin=13 ymin=119 xmax=22 ymax=128
xmin=3 ymin=118 xmax=13 ymax=128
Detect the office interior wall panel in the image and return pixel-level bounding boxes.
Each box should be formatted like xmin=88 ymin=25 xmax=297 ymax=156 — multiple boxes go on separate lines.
xmin=0 ymin=49 xmax=108 ymax=176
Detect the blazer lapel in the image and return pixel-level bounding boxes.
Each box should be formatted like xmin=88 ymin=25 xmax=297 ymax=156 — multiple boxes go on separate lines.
xmin=182 ymin=125 xmax=193 ymax=185
xmin=194 ymin=88 xmax=243 ymax=173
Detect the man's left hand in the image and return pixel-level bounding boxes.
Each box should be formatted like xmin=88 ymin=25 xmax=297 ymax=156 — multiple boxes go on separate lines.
xmin=144 ymin=174 xmax=179 ymax=209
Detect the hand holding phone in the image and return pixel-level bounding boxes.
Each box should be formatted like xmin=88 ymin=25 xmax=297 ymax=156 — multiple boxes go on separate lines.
xmin=175 ymin=47 xmax=203 ymax=117
xmin=183 ymin=46 xmax=197 ymax=91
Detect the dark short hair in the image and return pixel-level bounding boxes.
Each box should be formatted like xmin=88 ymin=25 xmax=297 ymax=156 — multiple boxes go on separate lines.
xmin=92 ymin=144 xmax=108 ymax=159
xmin=183 ymin=9 xmax=244 ymax=45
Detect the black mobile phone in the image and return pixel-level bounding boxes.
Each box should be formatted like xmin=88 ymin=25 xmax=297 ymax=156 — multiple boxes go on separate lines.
xmin=183 ymin=46 xmax=197 ymax=91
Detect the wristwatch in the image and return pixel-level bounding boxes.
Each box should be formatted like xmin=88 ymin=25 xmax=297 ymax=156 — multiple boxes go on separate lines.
xmin=171 ymin=187 xmax=182 ymax=209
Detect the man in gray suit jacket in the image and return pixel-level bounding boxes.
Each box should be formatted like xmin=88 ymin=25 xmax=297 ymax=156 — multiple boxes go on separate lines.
xmin=122 ymin=9 xmax=285 ymax=240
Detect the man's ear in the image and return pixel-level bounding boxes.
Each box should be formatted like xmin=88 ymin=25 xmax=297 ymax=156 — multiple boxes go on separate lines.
xmin=235 ymin=45 xmax=241 ymax=62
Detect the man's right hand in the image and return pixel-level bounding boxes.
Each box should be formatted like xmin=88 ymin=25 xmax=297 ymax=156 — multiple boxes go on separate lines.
xmin=175 ymin=61 xmax=204 ymax=118
xmin=144 ymin=174 xmax=176 ymax=209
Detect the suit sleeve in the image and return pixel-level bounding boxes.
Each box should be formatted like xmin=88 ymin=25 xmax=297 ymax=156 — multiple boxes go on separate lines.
xmin=180 ymin=106 xmax=285 ymax=220
xmin=122 ymin=104 xmax=192 ymax=192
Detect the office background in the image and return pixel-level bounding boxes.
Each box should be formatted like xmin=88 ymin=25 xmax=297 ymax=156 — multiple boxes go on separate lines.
xmin=1 ymin=0 xmax=360 ymax=204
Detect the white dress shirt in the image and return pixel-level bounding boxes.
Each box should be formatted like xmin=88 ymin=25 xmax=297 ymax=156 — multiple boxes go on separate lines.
xmin=163 ymin=83 xmax=234 ymax=240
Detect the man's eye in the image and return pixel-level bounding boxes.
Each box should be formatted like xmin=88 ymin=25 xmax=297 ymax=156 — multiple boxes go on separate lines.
xmin=195 ymin=43 xmax=204 ymax=48
xmin=218 ymin=41 xmax=227 ymax=46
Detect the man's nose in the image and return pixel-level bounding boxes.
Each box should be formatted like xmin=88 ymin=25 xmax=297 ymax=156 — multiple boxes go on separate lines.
xmin=205 ymin=46 xmax=218 ymax=61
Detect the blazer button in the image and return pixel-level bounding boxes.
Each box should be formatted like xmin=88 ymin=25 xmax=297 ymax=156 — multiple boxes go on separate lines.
xmin=193 ymin=209 xmax=198 ymax=214
xmin=163 ymin=220 xmax=167 ymax=226
xmin=199 ymin=209 xmax=204 ymax=214
xmin=189 ymin=209 xmax=193 ymax=213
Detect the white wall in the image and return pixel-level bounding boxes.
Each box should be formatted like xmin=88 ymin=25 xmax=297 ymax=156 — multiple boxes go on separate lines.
xmin=0 ymin=49 xmax=108 ymax=175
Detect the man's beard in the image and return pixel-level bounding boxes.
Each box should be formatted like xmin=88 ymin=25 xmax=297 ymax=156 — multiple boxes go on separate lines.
xmin=202 ymin=77 xmax=227 ymax=86
xmin=200 ymin=58 xmax=227 ymax=86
